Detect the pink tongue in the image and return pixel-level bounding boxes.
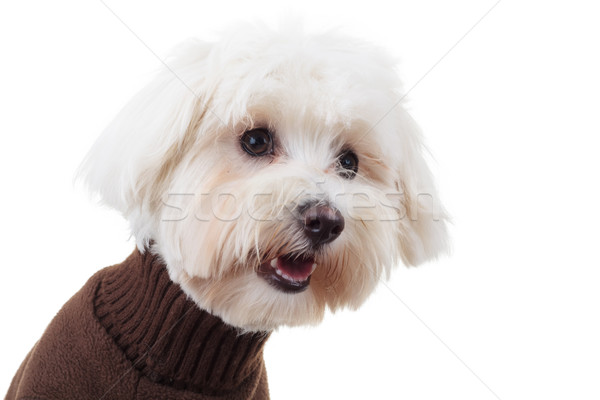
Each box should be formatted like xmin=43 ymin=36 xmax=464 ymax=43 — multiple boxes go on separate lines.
xmin=277 ymin=256 xmax=314 ymax=280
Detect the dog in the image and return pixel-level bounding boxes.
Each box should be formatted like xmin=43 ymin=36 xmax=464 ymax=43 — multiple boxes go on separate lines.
xmin=6 ymin=22 xmax=448 ymax=400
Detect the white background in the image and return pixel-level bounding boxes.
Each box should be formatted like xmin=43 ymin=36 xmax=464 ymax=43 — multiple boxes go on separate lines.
xmin=1 ymin=1 xmax=599 ymax=399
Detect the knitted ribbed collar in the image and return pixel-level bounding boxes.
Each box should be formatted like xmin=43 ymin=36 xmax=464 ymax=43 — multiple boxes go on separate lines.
xmin=94 ymin=249 xmax=270 ymax=395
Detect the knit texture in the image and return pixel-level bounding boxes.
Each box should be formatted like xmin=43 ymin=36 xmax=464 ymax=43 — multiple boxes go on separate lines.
xmin=5 ymin=249 xmax=271 ymax=400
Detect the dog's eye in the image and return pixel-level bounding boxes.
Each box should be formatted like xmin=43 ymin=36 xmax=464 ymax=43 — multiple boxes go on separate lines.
xmin=241 ymin=128 xmax=273 ymax=156
xmin=338 ymin=150 xmax=359 ymax=179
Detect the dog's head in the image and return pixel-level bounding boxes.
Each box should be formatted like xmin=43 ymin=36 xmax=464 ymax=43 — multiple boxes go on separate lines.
xmin=80 ymin=23 xmax=448 ymax=331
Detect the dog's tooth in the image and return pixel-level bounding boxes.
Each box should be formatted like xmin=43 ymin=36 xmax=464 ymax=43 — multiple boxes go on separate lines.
xmin=282 ymin=273 xmax=291 ymax=281
xmin=270 ymin=258 xmax=277 ymax=268
xmin=311 ymin=263 xmax=317 ymax=273
xmin=275 ymin=268 xmax=282 ymax=276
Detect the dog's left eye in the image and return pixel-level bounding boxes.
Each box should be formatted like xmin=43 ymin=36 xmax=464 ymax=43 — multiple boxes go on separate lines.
xmin=338 ymin=150 xmax=359 ymax=179
xmin=241 ymin=129 xmax=274 ymax=156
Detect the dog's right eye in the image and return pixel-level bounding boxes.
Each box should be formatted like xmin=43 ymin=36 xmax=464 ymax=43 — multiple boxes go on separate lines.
xmin=241 ymin=129 xmax=274 ymax=156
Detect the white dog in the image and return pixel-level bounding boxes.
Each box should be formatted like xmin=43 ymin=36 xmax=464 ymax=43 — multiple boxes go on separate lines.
xmin=6 ymin=22 xmax=448 ymax=400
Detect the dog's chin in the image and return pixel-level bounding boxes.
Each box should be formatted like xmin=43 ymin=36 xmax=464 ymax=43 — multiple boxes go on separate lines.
xmin=256 ymin=253 xmax=317 ymax=293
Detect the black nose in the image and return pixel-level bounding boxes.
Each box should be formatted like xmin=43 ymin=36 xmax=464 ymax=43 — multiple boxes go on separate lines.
xmin=303 ymin=205 xmax=345 ymax=246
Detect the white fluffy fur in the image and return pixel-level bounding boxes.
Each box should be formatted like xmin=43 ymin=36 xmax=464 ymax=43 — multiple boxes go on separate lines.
xmin=79 ymin=22 xmax=448 ymax=331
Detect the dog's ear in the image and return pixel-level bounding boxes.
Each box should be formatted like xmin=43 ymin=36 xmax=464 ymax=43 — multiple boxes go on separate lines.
xmin=78 ymin=40 xmax=212 ymax=237
xmin=394 ymin=112 xmax=450 ymax=266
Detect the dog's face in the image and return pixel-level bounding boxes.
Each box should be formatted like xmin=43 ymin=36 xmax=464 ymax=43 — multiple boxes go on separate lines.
xmin=81 ymin=24 xmax=448 ymax=331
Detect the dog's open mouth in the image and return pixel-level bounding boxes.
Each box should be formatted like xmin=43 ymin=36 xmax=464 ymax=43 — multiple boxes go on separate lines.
xmin=257 ymin=254 xmax=317 ymax=293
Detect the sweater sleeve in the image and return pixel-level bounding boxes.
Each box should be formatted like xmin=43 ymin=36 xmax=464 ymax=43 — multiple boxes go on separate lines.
xmin=4 ymin=270 xmax=138 ymax=400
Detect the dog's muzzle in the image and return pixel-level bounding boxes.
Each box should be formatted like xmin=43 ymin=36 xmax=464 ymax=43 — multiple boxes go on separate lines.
xmin=257 ymin=203 xmax=344 ymax=293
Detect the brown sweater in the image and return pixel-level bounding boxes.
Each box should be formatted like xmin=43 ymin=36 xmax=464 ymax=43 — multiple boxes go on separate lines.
xmin=5 ymin=249 xmax=271 ymax=400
